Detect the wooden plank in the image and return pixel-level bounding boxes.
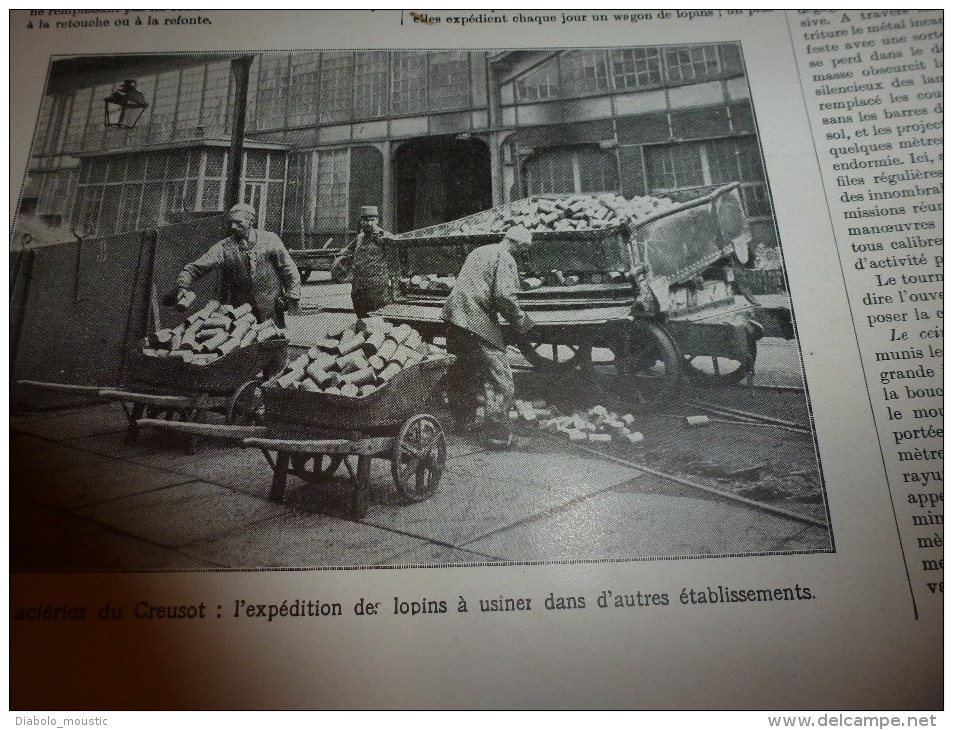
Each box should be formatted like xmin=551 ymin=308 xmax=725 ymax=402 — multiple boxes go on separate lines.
xmin=243 ymin=436 xmax=393 ymax=456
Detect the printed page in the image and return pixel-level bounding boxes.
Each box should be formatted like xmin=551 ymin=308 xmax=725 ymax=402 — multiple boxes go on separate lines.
xmin=787 ymin=8 xmax=944 ymax=619
xmin=8 ymin=9 xmax=942 ymax=712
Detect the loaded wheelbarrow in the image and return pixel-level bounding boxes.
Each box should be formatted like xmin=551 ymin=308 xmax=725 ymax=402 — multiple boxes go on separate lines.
xmin=17 ymin=338 xmax=287 ymax=454
xmin=137 ymin=354 xmax=455 ymax=519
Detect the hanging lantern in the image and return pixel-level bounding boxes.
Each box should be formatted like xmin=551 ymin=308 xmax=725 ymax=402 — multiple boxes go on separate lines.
xmin=104 ymin=79 xmax=148 ymax=129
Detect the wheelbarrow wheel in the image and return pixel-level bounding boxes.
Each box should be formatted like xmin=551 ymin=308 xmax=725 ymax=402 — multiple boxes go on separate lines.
xmin=290 ymin=454 xmax=344 ymax=483
xmin=392 ymin=414 xmax=446 ymax=503
xmin=227 ymin=379 xmax=265 ymax=425
xmin=619 ymin=320 xmax=682 ymax=408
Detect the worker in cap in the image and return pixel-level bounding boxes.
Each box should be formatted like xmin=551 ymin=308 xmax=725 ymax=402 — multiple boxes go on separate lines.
xmin=442 ymin=226 xmax=536 ymax=449
xmin=331 ymin=204 xmax=395 ymax=318
xmin=166 ymin=201 xmax=301 ymax=327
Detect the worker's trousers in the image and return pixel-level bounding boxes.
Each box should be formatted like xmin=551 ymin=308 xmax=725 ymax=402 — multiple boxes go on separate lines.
xmin=445 ymin=325 xmax=514 ymax=438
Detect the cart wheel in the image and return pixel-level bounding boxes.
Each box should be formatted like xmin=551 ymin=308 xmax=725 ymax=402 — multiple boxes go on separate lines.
xmin=682 ymin=321 xmax=760 ymax=386
xmin=290 ymin=454 xmax=344 ymax=483
xmin=227 ymin=379 xmax=265 ymax=425
xmin=392 ymin=414 xmax=446 ymax=503
xmin=619 ymin=320 xmax=682 ymax=408
xmin=512 ymin=340 xmax=588 ymax=370
xmin=683 ymin=353 xmax=753 ymax=385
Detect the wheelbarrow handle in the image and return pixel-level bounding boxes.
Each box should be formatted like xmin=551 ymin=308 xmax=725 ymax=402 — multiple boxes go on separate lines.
xmin=135 ymin=418 xmax=268 ymax=440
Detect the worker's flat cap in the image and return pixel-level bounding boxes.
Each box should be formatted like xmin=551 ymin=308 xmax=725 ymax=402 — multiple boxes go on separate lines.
xmin=504 ymin=225 xmax=532 ymax=245
xmin=227 ymin=203 xmax=257 ymax=218
xmin=360 ymin=205 xmax=379 ymax=217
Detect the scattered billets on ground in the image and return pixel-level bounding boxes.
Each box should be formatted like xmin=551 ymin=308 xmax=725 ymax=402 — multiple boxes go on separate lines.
xmin=274 ymin=317 xmax=443 ymax=399
xmin=143 ymin=301 xmax=281 ymax=365
xmin=511 ymin=398 xmax=644 ymax=445
xmin=401 ymin=192 xmax=677 ymax=238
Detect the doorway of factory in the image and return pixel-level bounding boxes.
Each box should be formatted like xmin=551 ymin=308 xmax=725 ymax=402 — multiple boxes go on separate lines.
xmin=392 ymin=135 xmax=492 ymax=233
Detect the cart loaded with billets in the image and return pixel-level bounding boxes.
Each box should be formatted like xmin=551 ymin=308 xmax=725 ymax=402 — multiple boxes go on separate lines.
xmin=18 ymin=301 xmax=288 ymax=454
xmin=375 ymin=183 xmax=791 ymax=405
xmin=139 ymin=319 xmax=455 ymax=520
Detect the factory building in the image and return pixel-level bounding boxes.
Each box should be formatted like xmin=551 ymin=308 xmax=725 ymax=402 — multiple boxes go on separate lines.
xmin=19 ymin=45 xmax=777 ymax=260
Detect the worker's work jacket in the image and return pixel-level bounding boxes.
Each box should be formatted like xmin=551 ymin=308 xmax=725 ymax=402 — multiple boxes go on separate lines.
xmin=442 ymin=243 xmax=534 ymax=350
xmin=177 ymin=229 xmax=301 ymax=323
xmin=331 ymin=230 xmax=393 ymax=317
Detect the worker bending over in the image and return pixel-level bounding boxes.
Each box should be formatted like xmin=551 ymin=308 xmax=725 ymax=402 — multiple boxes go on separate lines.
xmin=442 ymin=225 xmax=536 ymax=450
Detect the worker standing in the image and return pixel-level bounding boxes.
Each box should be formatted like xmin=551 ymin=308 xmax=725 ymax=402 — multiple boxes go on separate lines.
xmin=331 ymin=205 xmax=394 ymax=318
xmin=167 ymin=202 xmax=302 ymax=326
xmin=442 ymin=226 xmax=536 ymax=450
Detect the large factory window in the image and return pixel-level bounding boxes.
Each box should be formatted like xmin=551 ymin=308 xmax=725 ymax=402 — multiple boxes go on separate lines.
xmin=63 ymin=88 xmax=93 ymax=153
xmin=286 ymin=53 xmax=321 ymax=127
xmin=319 ymin=52 xmax=355 ymax=123
xmin=391 ymin=52 xmax=428 ymax=115
xmin=49 ymin=63 xmax=232 ymax=155
xmin=69 ymin=148 xmax=285 ymax=237
xmin=149 ymin=71 xmax=180 ymax=143
xmin=515 ymin=58 xmax=560 ymax=102
xmin=510 ymin=44 xmax=744 ymax=103
xmin=663 ymin=44 xmax=743 ymax=84
xmin=201 ymin=62 xmax=233 ymax=137
xmin=353 ymin=52 xmax=389 ymax=119
xmin=314 ymin=148 xmax=351 ymax=232
xmin=34 ymin=168 xmax=76 ymax=219
xmin=428 ymin=51 xmax=470 ymax=111
xmin=283 ymin=152 xmax=314 ymax=243
xmin=560 ymin=50 xmax=609 ymax=97
xmin=610 ymin=48 xmax=663 ymax=90
xmin=256 ymin=54 xmax=291 ymax=131
xmin=645 ymin=137 xmax=769 ymax=218
xmin=286 ymin=146 xmax=382 ymax=243
xmin=524 ymin=147 xmax=619 ymax=196
xmin=175 ymin=67 xmax=206 ymax=138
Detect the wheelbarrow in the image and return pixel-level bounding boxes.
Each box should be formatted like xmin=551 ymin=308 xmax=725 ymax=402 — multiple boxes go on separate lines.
xmin=18 ymin=338 xmax=287 ymax=454
xmin=138 ymin=354 xmax=454 ymax=519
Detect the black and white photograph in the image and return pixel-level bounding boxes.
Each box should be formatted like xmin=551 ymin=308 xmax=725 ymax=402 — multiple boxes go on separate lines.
xmin=10 ymin=44 xmax=834 ymax=572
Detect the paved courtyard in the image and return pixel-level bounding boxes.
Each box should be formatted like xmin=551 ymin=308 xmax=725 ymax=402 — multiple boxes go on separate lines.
xmin=11 ymin=398 xmax=830 ymax=572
